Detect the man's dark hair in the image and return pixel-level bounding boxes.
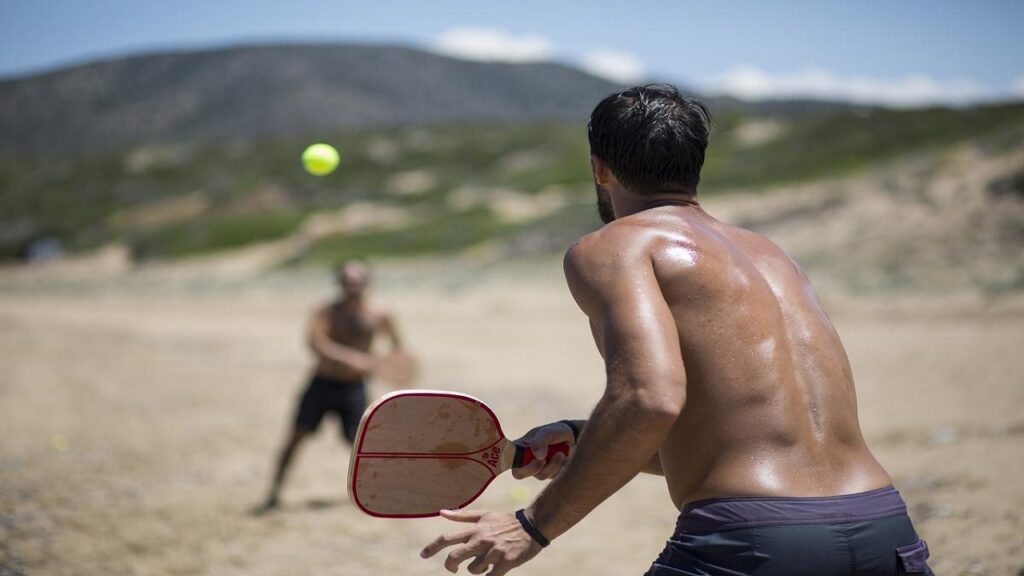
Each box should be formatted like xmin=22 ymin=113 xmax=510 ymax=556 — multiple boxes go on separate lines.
xmin=588 ymin=84 xmax=712 ymax=195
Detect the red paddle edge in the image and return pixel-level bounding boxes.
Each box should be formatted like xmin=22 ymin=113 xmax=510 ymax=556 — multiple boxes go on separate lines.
xmin=348 ymin=390 xmax=510 ymax=519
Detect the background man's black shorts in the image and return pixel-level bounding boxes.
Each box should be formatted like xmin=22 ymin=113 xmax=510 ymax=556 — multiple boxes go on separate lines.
xmin=294 ymin=374 xmax=367 ymax=443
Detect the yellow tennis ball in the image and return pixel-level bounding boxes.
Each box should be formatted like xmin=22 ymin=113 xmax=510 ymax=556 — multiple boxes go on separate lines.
xmin=509 ymin=485 xmax=531 ymax=504
xmin=302 ymin=143 xmax=339 ymax=176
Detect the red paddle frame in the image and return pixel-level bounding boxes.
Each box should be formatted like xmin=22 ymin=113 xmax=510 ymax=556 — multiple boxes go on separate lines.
xmin=349 ymin=391 xmax=514 ymax=518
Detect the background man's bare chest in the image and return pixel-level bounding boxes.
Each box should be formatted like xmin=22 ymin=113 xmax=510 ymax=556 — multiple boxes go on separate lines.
xmin=328 ymin=307 xmax=377 ymax=343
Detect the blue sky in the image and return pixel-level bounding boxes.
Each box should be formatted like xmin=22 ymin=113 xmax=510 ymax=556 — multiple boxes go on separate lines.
xmin=2 ymin=0 xmax=1022 ymax=105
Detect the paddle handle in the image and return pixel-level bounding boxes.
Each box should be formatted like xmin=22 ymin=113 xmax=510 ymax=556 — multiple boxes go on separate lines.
xmin=512 ymin=442 xmax=571 ymax=468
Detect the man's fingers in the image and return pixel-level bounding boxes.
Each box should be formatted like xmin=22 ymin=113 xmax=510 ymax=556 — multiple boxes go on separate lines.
xmin=466 ymin=553 xmax=491 ymax=575
xmin=440 ymin=508 xmax=487 ymax=522
xmin=512 ymin=423 xmax=575 ymax=463
xmin=420 ymin=529 xmax=473 ymax=558
xmin=511 ymin=458 xmax=543 ymax=479
xmin=536 ymin=451 xmax=567 ymax=480
xmin=445 ymin=541 xmax=487 ymax=573
xmin=469 ymin=548 xmax=504 ymax=575
xmin=487 ymin=561 xmax=514 ymax=576
xmin=527 ymin=435 xmax=548 ymax=460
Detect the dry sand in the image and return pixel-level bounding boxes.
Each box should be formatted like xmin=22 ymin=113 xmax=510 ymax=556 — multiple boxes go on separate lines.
xmin=0 ymin=266 xmax=1022 ymax=576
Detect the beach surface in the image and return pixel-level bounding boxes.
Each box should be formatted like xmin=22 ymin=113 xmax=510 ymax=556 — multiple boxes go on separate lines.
xmin=1 ymin=265 xmax=1021 ymax=576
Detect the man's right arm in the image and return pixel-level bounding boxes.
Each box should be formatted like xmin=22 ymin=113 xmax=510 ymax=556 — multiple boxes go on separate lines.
xmin=514 ymin=419 xmax=664 ymax=478
xmin=520 ymin=231 xmax=686 ymax=542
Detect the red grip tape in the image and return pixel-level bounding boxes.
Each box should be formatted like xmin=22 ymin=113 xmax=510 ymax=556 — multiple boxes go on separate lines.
xmin=518 ymin=442 xmax=571 ymax=467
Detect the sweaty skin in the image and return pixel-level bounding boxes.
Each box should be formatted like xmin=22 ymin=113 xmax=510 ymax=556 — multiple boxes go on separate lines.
xmin=309 ymin=300 xmax=401 ymax=381
xmin=523 ymin=194 xmax=893 ymax=544
xmin=422 ymin=168 xmax=892 ymax=575
xmin=308 ymin=261 xmax=403 ymax=381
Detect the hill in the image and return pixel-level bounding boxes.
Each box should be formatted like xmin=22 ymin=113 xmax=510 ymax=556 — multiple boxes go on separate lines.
xmin=0 ymin=43 xmax=872 ymax=156
xmin=1 ymin=43 xmax=1022 ymax=296
xmin=2 ymin=100 xmax=1022 ymax=282
xmin=0 ymin=43 xmax=624 ymax=154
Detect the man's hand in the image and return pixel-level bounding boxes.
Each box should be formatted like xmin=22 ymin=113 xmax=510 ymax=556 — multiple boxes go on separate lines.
xmin=373 ymin=350 xmax=419 ymax=388
xmin=326 ymin=351 xmax=375 ymax=377
xmin=511 ymin=422 xmax=576 ymax=480
xmin=349 ymin=352 xmax=377 ymax=376
xmin=421 ymin=509 xmax=542 ymax=576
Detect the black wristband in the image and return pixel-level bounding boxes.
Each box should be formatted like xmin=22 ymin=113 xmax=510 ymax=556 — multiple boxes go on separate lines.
xmin=515 ymin=509 xmax=550 ymax=548
xmin=558 ymin=420 xmax=580 ymax=443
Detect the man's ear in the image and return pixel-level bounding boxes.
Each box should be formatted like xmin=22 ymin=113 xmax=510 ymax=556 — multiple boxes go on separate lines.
xmin=591 ymin=155 xmax=615 ymax=186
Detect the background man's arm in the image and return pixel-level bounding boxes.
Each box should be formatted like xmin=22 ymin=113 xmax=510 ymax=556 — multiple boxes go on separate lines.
xmin=307 ymin=307 xmax=373 ymax=372
xmin=526 ymin=235 xmax=686 ymax=540
xmin=380 ymin=312 xmax=404 ymax=352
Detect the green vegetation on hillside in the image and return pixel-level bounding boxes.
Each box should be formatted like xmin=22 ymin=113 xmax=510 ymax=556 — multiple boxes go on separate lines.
xmin=703 ymin=103 xmax=1024 ymax=188
xmin=307 ymin=207 xmax=517 ymax=263
xmin=2 ymin=102 xmax=1022 ymax=262
xmin=132 ymin=210 xmax=307 ymax=259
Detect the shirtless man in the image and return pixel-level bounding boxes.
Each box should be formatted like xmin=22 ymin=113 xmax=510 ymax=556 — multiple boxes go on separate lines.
xmin=259 ymin=259 xmax=404 ymax=511
xmin=421 ymin=85 xmax=933 ymax=575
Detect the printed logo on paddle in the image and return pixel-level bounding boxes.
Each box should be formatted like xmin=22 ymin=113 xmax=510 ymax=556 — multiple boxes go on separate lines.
xmin=478 ymin=445 xmax=501 ymax=470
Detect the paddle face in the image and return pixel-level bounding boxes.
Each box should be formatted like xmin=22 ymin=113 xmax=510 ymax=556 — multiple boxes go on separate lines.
xmin=348 ymin=390 xmax=513 ymax=518
xmin=374 ymin=351 xmax=418 ymax=388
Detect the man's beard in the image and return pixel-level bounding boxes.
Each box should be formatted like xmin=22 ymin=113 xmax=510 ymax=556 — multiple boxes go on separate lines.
xmin=595 ymin=183 xmax=615 ymax=224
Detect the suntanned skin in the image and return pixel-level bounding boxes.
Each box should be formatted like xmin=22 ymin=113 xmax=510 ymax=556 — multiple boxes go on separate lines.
xmin=258 ymin=262 xmax=402 ymax=512
xmin=309 ymin=285 xmax=402 ymax=383
xmin=421 ymin=158 xmax=892 ymax=576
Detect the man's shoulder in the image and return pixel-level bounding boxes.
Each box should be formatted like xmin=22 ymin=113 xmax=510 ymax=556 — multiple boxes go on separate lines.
xmin=564 ymin=224 xmax=630 ymax=281
xmin=568 ymin=218 xmax=656 ymax=258
xmin=564 ymin=219 xmax=680 ymax=301
xmin=313 ymin=300 xmax=341 ymax=316
xmin=566 ymin=214 xmax=705 ymax=270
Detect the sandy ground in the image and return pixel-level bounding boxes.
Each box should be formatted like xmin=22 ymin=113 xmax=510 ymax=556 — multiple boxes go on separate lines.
xmin=1 ymin=268 xmax=1022 ymax=576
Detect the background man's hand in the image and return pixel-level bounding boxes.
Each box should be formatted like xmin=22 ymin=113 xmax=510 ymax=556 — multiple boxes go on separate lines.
xmin=351 ymin=352 xmax=377 ymax=376
xmin=511 ymin=421 xmax=575 ymax=480
xmin=373 ymin=350 xmax=419 ymax=388
xmin=421 ymin=509 xmax=541 ymax=575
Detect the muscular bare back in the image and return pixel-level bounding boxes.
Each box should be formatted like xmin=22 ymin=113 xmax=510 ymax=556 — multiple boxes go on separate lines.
xmin=420 ymin=87 xmax=928 ymax=576
xmin=571 ymin=202 xmax=891 ymax=509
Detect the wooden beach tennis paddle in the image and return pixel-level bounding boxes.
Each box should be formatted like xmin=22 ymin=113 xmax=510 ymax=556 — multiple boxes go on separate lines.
xmin=347 ymin=390 xmax=571 ymax=518
xmin=373 ymin=351 xmax=418 ymax=388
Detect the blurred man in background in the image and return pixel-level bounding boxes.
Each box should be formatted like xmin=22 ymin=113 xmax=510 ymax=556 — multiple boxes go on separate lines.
xmin=258 ymin=259 xmax=408 ymax=512
xmin=421 ymin=85 xmax=932 ymax=576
